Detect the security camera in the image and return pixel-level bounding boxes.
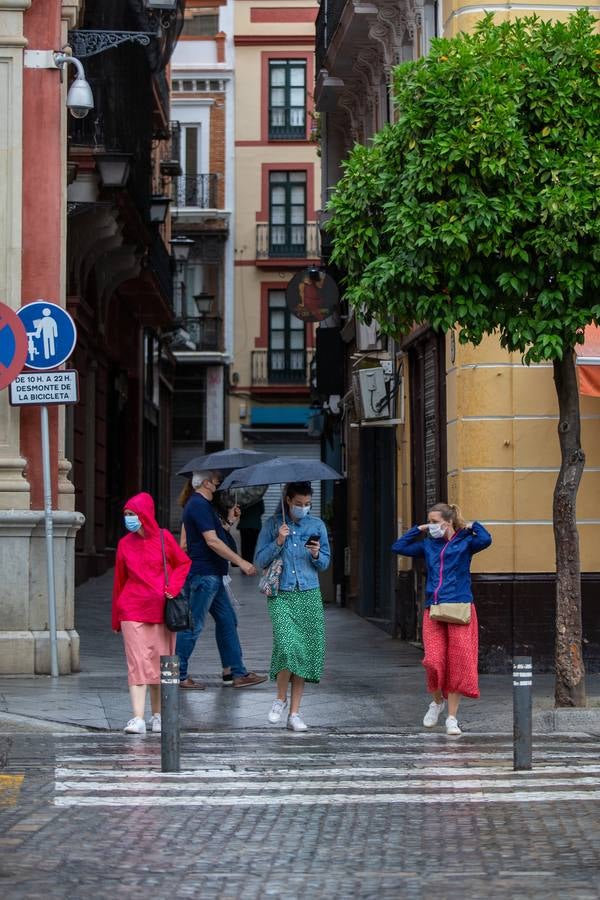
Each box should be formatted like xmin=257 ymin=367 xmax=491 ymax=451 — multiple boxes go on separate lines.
xmin=307 ymin=266 xmax=321 ymax=281
xmin=66 ymin=77 xmax=95 ymax=118
xmin=54 ymin=52 xmax=94 ymax=119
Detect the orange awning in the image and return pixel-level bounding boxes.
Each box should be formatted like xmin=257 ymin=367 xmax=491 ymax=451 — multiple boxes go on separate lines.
xmin=575 ymin=324 xmax=600 ymax=398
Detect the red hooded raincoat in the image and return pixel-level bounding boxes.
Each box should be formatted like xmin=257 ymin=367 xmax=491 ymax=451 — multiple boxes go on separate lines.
xmin=112 ymin=492 xmax=191 ymax=632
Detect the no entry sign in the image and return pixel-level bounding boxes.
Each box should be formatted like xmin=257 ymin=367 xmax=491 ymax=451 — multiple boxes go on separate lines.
xmin=0 ymin=302 xmax=28 ymax=390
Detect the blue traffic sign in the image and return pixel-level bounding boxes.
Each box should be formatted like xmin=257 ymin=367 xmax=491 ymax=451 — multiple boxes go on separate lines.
xmin=17 ymin=301 xmax=77 ymax=371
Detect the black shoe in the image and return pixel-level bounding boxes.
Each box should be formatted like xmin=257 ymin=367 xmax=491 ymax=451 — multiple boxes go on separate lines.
xmin=222 ymin=673 xmax=233 ymax=686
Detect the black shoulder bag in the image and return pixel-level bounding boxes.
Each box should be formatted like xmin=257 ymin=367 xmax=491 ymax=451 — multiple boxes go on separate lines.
xmin=160 ymin=530 xmax=194 ymax=632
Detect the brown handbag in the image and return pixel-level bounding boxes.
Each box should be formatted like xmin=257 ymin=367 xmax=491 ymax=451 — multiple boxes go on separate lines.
xmin=429 ymin=602 xmax=471 ymax=625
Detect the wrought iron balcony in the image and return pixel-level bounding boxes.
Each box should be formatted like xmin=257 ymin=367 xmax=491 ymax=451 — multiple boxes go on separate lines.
xmin=170 ymin=316 xmax=222 ymax=352
xmin=316 ymin=0 xmax=348 ymax=73
xmin=256 ymin=223 xmax=321 ymax=260
xmin=251 ymin=348 xmax=315 ymax=386
xmin=172 ymin=174 xmax=218 ymax=209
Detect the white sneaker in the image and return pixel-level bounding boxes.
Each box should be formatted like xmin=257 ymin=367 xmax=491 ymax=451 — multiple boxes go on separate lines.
xmin=446 ymin=715 xmax=462 ymax=736
xmin=149 ymin=713 xmax=161 ymax=733
xmin=423 ymin=700 xmax=445 ymax=727
xmin=124 ymin=716 xmax=146 ymax=734
xmin=287 ymin=713 xmax=308 ymax=732
xmin=268 ymin=699 xmax=287 ymax=724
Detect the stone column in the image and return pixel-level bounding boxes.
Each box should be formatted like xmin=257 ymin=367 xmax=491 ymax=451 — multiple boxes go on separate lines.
xmin=0 ymin=0 xmax=84 ymax=675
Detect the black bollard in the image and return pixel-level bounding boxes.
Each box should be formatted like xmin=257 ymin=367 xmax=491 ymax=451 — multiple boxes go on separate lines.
xmin=160 ymin=655 xmax=180 ymax=773
xmin=513 ymin=656 xmax=533 ymax=771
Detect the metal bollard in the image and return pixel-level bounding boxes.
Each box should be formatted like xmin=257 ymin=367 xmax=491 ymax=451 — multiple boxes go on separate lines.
xmin=513 ymin=655 xmax=533 ymax=771
xmin=160 ymin=655 xmax=180 ymax=773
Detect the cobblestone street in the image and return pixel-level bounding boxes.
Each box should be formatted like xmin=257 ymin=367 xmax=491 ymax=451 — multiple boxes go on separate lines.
xmin=2 ymin=730 xmax=600 ymax=899
xmin=2 ymin=572 xmax=600 ymax=898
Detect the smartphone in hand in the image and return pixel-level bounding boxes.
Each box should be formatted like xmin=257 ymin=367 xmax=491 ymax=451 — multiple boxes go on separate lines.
xmin=305 ymin=534 xmax=320 ymax=547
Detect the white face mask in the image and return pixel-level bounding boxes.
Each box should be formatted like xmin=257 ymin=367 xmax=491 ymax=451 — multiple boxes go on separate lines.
xmin=428 ymin=522 xmax=445 ymax=539
xmin=291 ymin=504 xmax=310 ymax=520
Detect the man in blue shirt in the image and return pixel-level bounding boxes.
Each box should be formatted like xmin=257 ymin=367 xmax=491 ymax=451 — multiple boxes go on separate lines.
xmin=176 ymin=470 xmax=267 ymax=689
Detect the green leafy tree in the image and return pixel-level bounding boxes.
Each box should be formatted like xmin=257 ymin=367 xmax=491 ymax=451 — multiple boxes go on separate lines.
xmin=327 ymin=11 xmax=600 ymax=706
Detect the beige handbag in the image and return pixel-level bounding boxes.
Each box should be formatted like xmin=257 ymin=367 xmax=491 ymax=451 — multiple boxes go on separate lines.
xmin=429 ymin=602 xmax=471 ymax=625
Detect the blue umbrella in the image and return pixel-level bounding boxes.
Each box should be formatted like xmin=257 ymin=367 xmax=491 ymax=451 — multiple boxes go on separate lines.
xmin=219 ymin=457 xmax=344 ymax=520
xmin=177 ymin=448 xmax=275 ymax=478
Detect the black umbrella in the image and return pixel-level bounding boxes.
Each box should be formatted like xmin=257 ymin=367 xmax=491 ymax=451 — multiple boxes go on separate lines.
xmin=177 ymin=448 xmax=276 ymax=478
xmin=219 ymin=457 xmax=344 ymax=520
xmin=220 ymin=457 xmax=343 ymax=490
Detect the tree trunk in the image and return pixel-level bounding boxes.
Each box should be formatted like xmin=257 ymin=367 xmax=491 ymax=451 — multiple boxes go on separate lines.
xmin=552 ymin=351 xmax=586 ymax=707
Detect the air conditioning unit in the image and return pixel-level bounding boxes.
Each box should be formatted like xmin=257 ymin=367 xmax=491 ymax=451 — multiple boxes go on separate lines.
xmin=356 ymin=317 xmax=382 ymax=351
xmin=354 ymin=366 xmax=390 ymax=420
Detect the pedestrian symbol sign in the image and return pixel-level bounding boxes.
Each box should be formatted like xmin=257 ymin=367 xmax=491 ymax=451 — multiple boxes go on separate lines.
xmin=17 ymin=301 xmax=77 ymax=371
xmin=0 ymin=301 xmax=28 ymax=390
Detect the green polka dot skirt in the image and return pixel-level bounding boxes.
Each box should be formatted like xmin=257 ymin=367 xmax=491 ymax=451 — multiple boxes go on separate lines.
xmin=267 ymin=587 xmax=325 ymax=683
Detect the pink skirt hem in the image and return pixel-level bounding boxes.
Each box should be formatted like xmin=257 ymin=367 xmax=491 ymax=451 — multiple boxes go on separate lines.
xmin=121 ymin=621 xmax=175 ymax=685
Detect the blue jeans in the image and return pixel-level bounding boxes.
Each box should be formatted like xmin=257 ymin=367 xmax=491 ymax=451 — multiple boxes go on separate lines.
xmin=176 ymin=575 xmax=247 ymax=681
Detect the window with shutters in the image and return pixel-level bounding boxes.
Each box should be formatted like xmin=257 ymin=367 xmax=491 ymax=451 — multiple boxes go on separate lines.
xmin=182 ymin=9 xmax=219 ymax=36
xmin=268 ymin=290 xmax=306 ymax=383
xmin=268 ymin=60 xmax=307 ymax=140
xmin=269 ymin=171 xmax=307 ymax=257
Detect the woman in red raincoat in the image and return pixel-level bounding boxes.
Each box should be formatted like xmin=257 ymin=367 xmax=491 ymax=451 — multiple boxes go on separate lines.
xmin=112 ymin=492 xmax=191 ymax=734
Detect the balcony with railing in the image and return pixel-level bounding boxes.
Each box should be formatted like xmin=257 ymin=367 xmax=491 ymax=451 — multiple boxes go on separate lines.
xmin=256 ymin=223 xmax=321 ymax=263
xmin=170 ymin=316 xmax=222 ymax=353
xmin=172 ymin=174 xmax=218 ymax=209
xmin=251 ymin=348 xmax=315 ymax=387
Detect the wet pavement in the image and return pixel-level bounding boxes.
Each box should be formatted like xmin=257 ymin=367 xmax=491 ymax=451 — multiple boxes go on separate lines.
xmin=2 ymin=571 xmax=600 ymax=897
xmin=1 ymin=568 xmax=599 ymax=735
xmin=2 ymin=729 xmax=600 ymax=898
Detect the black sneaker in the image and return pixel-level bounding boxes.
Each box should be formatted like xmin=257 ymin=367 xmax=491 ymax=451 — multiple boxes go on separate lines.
xmin=222 ymin=673 xmax=233 ymax=686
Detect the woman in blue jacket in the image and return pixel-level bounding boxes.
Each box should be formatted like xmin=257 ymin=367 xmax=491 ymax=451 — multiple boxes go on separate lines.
xmin=255 ymin=481 xmax=330 ymax=732
xmin=392 ymin=503 xmax=492 ymax=735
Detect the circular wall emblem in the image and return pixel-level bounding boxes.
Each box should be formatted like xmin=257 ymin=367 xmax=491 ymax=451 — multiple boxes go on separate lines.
xmin=285 ymin=269 xmax=339 ymax=323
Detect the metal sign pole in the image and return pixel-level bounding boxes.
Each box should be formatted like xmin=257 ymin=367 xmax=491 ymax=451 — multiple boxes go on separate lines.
xmin=40 ymin=404 xmax=59 ymax=677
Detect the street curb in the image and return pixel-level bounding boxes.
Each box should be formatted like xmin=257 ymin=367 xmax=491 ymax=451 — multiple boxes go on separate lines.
xmin=534 ymin=708 xmax=600 ymax=735
xmin=0 ymin=712 xmax=93 ymax=733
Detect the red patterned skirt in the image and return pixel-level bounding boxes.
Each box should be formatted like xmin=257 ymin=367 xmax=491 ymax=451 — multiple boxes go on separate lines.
xmin=421 ymin=605 xmax=479 ymax=699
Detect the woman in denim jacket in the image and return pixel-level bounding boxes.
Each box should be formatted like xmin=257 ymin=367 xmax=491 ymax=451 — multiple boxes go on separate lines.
xmin=393 ymin=502 xmax=492 ymax=736
xmin=255 ymin=481 xmax=330 ymax=732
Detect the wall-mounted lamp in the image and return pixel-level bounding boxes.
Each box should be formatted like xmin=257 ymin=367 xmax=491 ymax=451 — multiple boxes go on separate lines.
xmin=24 ymin=50 xmax=94 ymax=119
xmin=145 ymin=0 xmax=179 ymax=29
xmin=193 ymin=293 xmax=213 ymax=316
xmin=149 ymin=194 xmax=171 ymax=224
xmin=170 ymin=236 xmax=194 ymax=263
xmin=160 ymin=159 xmax=183 ymax=178
xmin=94 ymin=152 xmax=132 ymax=188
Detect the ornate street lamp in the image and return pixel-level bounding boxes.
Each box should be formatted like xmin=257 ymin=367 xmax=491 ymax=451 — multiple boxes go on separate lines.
xmin=169 ymin=236 xmax=194 ymax=263
xmin=94 ymin=152 xmax=132 ymax=188
xmin=149 ymin=194 xmax=171 ymax=224
xmin=193 ymin=293 xmax=213 ymax=315
xmin=145 ymin=0 xmax=180 ymax=29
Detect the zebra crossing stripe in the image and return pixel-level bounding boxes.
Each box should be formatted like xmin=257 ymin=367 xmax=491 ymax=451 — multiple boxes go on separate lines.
xmin=54 ymin=790 xmax=600 ymax=807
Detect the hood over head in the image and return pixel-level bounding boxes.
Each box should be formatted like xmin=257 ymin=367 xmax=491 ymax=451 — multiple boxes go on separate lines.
xmin=123 ymin=492 xmax=160 ymax=538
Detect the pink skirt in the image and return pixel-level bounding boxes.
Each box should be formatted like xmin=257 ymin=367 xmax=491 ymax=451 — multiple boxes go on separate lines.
xmin=421 ymin=605 xmax=479 ymax=699
xmin=121 ymin=621 xmax=175 ymax=685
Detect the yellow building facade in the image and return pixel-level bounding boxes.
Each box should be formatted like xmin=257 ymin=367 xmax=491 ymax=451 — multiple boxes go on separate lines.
xmin=316 ymin=0 xmax=600 ymax=667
